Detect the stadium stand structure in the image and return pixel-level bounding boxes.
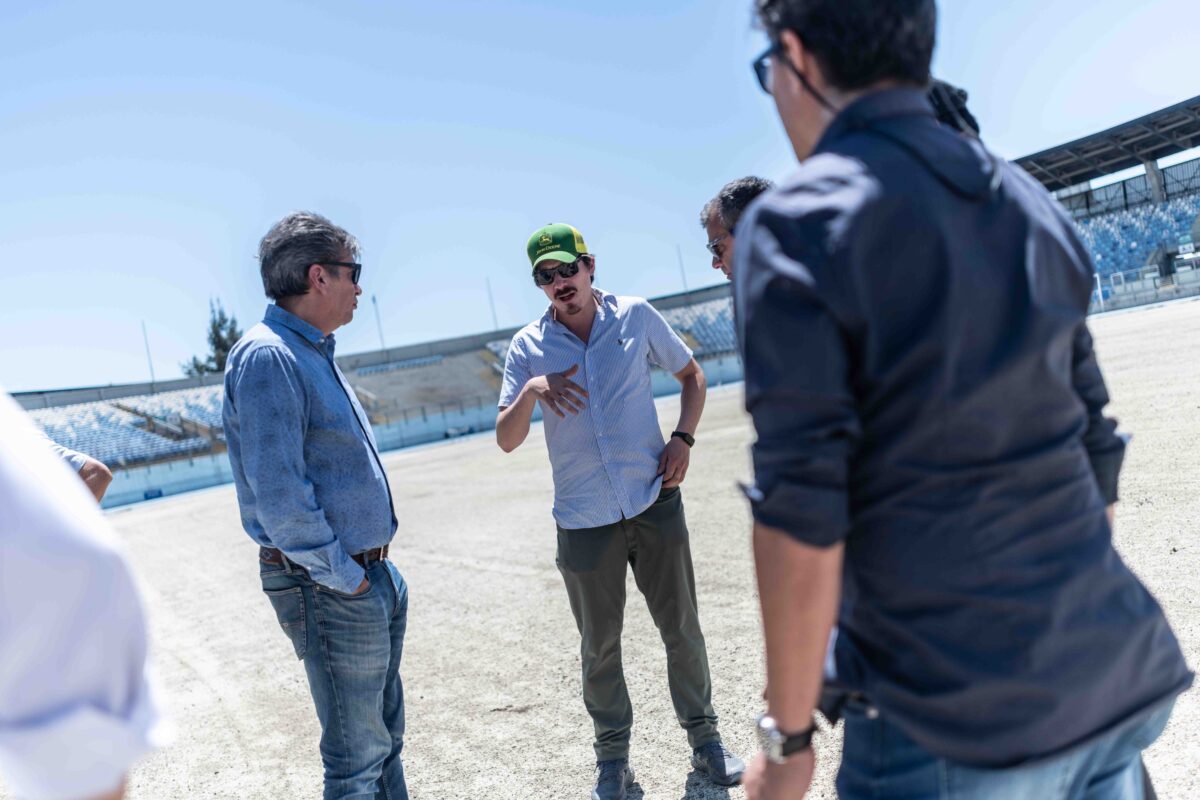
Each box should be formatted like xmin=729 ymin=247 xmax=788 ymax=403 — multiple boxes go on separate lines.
xmin=28 ymin=400 xmax=211 ymax=467
xmin=1016 ymin=94 xmax=1200 ymax=310
xmin=661 ymin=296 xmax=737 ymax=356
xmin=1017 ymin=95 xmax=1200 ymax=193
xmin=121 ymin=385 xmax=225 ymax=434
xmin=350 ymin=349 xmax=501 ymax=425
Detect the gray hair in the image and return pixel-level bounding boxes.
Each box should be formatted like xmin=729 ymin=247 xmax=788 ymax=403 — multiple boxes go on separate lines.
xmin=700 ymin=176 xmax=775 ymax=231
xmin=258 ymin=211 xmax=360 ymax=300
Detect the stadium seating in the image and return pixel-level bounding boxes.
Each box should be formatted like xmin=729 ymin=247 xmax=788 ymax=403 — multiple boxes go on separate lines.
xmin=350 ymin=350 xmax=502 ymax=422
xmin=485 ymin=339 xmax=509 ymax=362
xmin=121 ymin=385 xmax=225 ymax=431
xmin=661 ymin=298 xmax=737 ymax=356
xmin=1075 ymin=192 xmax=1200 ymax=277
xmin=30 ymin=401 xmax=211 ymax=467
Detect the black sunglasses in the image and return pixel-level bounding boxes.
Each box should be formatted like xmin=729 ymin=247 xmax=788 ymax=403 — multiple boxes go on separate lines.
xmin=323 ymin=261 xmax=362 ymax=285
xmin=752 ymin=42 xmax=779 ymax=95
xmin=532 ymin=258 xmax=582 ymax=287
xmin=752 ymin=40 xmax=839 ymax=113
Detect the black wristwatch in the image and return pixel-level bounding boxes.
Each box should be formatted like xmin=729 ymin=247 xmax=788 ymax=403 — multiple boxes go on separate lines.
xmin=756 ymin=714 xmax=815 ymax=764
xmin=670 ymin=430 xmax=695 ymax=448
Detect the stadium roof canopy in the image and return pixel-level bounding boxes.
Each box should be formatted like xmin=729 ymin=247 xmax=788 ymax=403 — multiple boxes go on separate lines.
xmin=1016 ymin=95 xmax=1200 ymax=192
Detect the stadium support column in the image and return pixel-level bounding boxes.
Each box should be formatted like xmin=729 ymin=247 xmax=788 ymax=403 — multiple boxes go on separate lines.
xmin=1144 ymin=160 xmax=1167 ymax=203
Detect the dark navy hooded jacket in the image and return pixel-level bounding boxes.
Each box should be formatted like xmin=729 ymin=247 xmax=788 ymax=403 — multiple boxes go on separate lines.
xmin=734 ymin=88 xmax=1191 ymax=766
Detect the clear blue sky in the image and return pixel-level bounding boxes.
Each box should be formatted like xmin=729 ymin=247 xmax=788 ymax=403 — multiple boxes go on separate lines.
xmin=2 ymin=0 xmax=1197 ymax=392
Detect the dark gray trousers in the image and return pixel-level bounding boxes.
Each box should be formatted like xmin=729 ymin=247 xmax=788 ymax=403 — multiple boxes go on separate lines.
xmin=555 ymin=487 xmax=720 ymax=761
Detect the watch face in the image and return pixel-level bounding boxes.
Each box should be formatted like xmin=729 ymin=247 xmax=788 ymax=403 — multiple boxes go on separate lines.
xmin=758 ymin=713 xmax=814 ymax=764
xmin=756 ymin=714 xmax=785 ymax=763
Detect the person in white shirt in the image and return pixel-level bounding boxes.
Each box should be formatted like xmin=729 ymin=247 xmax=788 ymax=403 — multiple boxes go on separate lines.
xmin=0 ymin=390 xmax=165 ymax=800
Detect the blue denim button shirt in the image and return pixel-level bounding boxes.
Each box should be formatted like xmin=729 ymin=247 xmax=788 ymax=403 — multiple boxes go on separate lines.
xmin=224 ymin=304 xmax=397 ymax=594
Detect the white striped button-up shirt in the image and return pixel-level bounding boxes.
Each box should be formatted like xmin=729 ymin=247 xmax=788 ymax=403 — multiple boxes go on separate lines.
xmin=499 ymin=289 xmax=693 ymax=530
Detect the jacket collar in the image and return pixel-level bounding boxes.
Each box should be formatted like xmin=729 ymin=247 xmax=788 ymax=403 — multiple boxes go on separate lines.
xmin=814 ymin=87 xmax=935 ymax=153
xmin=814 ymin=87 xmax=997 ymax=201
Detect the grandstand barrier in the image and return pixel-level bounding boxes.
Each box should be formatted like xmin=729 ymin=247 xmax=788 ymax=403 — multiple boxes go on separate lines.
xmin=1089 ymin=273 xmax=1200 ymax=313
xmin=103 ymin=451 xmax=235 ymax=509
xmin=96 ymin=351 xmax=747 ymax=509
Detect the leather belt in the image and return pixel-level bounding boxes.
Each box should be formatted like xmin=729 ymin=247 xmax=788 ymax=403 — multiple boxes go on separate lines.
xmin=259 ymin=545 xmax=389 ymax=569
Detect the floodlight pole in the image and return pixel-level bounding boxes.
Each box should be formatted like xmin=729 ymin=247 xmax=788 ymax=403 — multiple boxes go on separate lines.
xmin=372 ymin=295 xmax=387 ymax=352
xmin=676 ymin=244 xmax=690 ymax=293
xmin=1095 ymin=273 xmax=1106 ymax=312
xmin=141 ymin=320 xmax=156 ymax=387
xmin=486 ymin=277 xmax=500 ymax=331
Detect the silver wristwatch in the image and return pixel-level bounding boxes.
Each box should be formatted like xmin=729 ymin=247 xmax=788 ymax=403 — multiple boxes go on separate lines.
xmin=756 ymin=713 xmax=815 ymax=764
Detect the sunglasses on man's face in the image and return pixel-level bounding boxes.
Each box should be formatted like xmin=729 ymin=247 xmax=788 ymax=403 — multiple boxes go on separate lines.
xmin=323 ymin=261 xmax=362 ymax=285
xmin=532 ymin=259 xmax=582 ymax=287
xmin=752 ymin=42 xmax=780 ymax=95
xmin=706 ymin=234 xmax=730 ymax=259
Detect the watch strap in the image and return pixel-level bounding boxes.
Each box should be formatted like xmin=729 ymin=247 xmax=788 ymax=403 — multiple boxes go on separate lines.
xmin=670 ymin=430 xmax=695 ymax=448
xmin=780 ymin=724 xmax=815 ymax=757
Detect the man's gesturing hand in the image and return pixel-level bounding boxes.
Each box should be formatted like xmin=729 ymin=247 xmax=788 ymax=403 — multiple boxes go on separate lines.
xmin=527 ymin=364 xmax=589 ymax=418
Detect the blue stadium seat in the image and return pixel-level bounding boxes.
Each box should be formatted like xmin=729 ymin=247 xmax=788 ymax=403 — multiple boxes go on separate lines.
xmin=1075 ymin=193 xmax=1200 ymax=277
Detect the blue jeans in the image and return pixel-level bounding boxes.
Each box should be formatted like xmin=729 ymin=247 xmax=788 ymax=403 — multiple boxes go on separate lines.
xmin=837 ymin=698 xmax=1173 ymax=800
xmin=261 ymin=557 xmax=409 ymax=800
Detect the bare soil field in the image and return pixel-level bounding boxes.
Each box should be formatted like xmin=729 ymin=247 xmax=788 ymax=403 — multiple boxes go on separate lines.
xmin=9 ymin=298 xmax=1197 ymax=800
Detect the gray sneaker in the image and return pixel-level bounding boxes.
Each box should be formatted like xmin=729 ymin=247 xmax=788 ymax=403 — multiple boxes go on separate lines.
xmin=691 ymin=741 xmax=745 ymax=786
xmin=592 ymin=758 xmax=634 ymax=800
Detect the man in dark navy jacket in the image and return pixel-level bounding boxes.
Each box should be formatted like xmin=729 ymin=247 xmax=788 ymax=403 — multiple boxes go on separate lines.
xmin=736 ymin=2 xmax=1191 ymax=798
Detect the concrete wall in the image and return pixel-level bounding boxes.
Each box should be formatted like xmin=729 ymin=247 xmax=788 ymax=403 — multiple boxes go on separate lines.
xmin=103 ymin=451 xmax=236 ymax=509
xmin=1090 ymin=271 xmax=1200 ymax=314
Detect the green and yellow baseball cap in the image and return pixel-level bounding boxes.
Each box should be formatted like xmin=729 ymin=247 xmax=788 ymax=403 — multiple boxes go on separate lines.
xmin=527 ymin=223 xmax=589 ymax=268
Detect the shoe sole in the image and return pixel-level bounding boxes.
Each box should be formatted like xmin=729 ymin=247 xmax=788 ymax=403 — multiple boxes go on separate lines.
xmin=691 ymin=755 xmax=743 ymax=787
xmin=591 ymin=766 xmax=634 ymax=800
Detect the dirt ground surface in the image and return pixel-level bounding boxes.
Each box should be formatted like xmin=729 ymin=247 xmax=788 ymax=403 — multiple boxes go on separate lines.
xmin=9 ymin=298 xmax=1197 ymax=800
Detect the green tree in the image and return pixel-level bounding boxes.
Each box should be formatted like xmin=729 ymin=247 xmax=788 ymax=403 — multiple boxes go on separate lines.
xmin=183 ymin=299 xmax=243 ymax=376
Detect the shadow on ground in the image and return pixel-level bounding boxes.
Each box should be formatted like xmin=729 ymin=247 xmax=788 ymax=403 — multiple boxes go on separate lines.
xmin=681 ymin=770 xmax=734 ymax=799
xmin=624 ymin=769 xmax=734 ymax=799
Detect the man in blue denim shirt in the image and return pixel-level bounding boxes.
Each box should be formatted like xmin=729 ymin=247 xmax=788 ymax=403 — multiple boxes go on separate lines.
xmin=223 ymin=211 xmax=409 ymax=800
xmin=738 ymin=2 xmax=1191 ymax=799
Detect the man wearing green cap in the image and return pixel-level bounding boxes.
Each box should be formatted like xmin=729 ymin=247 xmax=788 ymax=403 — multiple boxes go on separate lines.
xmin=496 ymin=224 xmax=745 ymax=799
